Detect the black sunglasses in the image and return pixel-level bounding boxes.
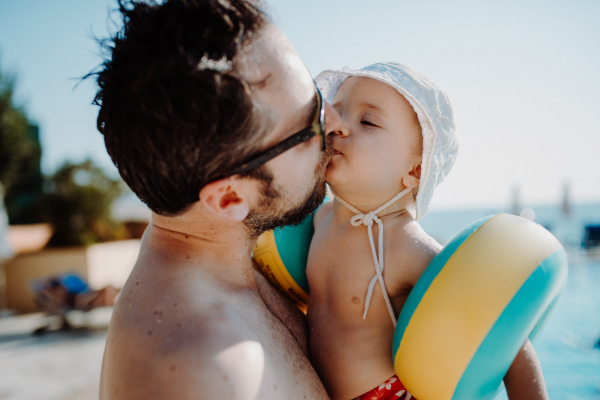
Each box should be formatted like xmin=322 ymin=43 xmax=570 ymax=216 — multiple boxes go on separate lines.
xmin=226 ymin=83 xmax=326 ymax=177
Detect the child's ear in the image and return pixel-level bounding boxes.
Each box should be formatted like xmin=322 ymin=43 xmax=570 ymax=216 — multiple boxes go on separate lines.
xmin=199 ymin=178 xmax=250 ymax=222
xmin=403 ymin=161 xmax=421 ymax=189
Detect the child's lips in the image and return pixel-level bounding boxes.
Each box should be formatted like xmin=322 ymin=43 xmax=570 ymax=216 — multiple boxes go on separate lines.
xmin=333 ymin=149 xmax=342 ymax=155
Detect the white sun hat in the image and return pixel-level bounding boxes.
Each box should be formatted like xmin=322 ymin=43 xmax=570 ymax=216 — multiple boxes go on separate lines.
xmin=315 ymin=62 xmax=458 ymax=220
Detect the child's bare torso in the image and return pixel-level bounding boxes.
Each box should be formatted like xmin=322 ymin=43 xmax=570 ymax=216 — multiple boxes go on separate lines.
xmin=306 ymin=201 xmax=441 ymax=400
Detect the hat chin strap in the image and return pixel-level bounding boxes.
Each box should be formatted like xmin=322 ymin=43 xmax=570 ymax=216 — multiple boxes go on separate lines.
xmin=330 ymin=187 xmax=412 ymax=328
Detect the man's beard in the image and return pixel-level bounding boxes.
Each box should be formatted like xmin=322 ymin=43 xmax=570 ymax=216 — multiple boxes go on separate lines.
xmin=244 ymin=141 xmax=332 ymax=239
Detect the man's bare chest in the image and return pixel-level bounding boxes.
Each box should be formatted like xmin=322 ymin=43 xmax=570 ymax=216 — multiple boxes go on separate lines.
xmin=237 ymin=295 xmax=328 ymax=398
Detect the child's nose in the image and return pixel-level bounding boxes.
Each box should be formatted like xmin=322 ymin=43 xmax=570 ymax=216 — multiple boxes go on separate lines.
xmin=324 ymin=101 xmax=349 ymax=138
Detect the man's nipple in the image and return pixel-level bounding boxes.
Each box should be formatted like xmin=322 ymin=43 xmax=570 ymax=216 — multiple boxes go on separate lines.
xmin=352 ymin=296 xmax=361 ymax=305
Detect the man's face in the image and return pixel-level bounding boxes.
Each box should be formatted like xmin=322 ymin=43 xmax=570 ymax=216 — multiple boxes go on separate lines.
xmin=236 ymin=25 xmax=332 ymax=237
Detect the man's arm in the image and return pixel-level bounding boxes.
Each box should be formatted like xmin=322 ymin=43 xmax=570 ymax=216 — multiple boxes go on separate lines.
xmin=503 ymin=339 xmax=549 ymax=400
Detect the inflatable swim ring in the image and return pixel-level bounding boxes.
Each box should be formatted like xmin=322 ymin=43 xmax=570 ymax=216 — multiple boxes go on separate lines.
xmin=252 ymin=213 xmax=567 ymax=399
xmin=252 ymin=210 xmax=314 ymax=312
xmin=393 ymin=213 xmax=567 ymax=400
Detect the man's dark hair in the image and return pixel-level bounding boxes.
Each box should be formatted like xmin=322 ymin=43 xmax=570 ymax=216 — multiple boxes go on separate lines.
xmin=91 ymin=0 xmax=269 ymax=215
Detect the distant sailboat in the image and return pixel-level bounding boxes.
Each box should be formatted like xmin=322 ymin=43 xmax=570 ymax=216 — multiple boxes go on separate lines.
xmin=511 ymin=184 xmax=520 ymax=216
xmin=562 ymin=182 xmax=571 ymax=216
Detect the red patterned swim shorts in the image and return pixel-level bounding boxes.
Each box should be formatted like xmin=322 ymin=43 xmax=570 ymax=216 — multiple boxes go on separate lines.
xmin=356 ymin=375 xmax=413 ymax=400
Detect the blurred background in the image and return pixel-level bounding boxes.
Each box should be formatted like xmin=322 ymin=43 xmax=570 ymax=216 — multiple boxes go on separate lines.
xmin=0 ymin=0 xmax=599 ymax=399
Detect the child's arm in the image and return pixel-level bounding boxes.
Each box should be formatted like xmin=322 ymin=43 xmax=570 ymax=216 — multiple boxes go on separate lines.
xmin=503 ymin=339 xmax=549 ymax=400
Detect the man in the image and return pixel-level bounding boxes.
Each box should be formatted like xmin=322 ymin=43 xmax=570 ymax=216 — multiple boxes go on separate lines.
xmin=94 ymin=1 xmax=332 ymax=398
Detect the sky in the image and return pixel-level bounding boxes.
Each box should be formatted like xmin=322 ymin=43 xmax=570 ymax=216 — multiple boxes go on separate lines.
xmin=1 ymin=0 xmax=599 ymax=211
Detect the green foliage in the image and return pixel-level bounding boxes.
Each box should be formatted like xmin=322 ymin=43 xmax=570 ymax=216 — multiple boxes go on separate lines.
xmin=0 ymin=60 xmax=126 ymax=246
xmin=43 ymin=159 xmax=126 ymax=247
xmin=0 ymin=68 xmax=41 ymax=194
xmin=0 ymin=64 xmax=43 ymax=225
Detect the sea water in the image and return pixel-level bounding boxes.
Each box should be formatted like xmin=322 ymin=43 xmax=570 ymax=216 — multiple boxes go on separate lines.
xmin=533 ymin=260 xmax=600 ymax=399
xmin=420 ymin=204 xmax=600 ymax=399
xmin=491 ymin=260 xmax=600 ymax=399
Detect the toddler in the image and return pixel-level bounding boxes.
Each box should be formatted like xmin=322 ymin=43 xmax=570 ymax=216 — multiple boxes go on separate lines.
xmin=306 ymin=62 xmax=548 ymax=400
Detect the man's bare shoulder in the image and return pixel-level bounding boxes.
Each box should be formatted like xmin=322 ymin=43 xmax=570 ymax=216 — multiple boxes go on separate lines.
xmin=102 ymin=285 xmax=265 ymax=399
xmin=313 ymin=200 xmax=333 ymax=230
xmin=101 ymin=252 xmax=330 ymax=400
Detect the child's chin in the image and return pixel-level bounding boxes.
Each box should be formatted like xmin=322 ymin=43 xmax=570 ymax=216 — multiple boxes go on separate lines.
xmin=324 ymin=164 xmax=335 ymax=182
xmin=324 ymin=166 xmax=344 ymax=188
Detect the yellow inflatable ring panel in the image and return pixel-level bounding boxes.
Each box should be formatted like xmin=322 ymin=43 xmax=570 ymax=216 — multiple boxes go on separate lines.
xmin=252 ymin=211 xmax=315 ymax=312
xmin=392 ymin=214 xmax=568 ymax=400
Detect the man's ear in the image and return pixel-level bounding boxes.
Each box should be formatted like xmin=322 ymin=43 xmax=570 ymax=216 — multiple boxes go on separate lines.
xmin=199 ymin=178 xmax=250 ymax=222
xmin=402 ymin=159 xmax=422 ymax=190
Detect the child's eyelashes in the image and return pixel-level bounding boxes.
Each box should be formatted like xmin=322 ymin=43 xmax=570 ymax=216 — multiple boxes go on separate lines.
xmin=360 ymin=119 xmax=379 ymax=128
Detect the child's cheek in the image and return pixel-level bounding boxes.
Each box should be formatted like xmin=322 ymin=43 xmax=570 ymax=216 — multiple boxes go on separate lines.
xmin=352 ymin=152 xmax=380 ymax=183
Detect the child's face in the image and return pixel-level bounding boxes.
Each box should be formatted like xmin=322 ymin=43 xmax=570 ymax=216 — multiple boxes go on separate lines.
xmin=326 ymin=76 xmax=422 ymax=202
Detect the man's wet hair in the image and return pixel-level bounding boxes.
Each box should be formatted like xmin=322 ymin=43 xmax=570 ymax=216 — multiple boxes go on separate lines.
xmin=91 ymin=0 xmax=269 ymax=215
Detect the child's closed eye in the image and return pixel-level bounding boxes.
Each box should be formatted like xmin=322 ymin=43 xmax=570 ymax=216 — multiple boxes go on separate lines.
xmin=360 ymin=119 xmax=379 ymax=128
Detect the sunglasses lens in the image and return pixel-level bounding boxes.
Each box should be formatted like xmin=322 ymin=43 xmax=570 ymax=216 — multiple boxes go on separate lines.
xmin=319 ymin=122 xmax=326 ymax=151
xmin=316 ymin=88 xmax=326 ymax=151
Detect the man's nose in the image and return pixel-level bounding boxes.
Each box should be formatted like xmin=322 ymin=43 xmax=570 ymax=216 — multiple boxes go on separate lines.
xmin=324 ymin=101 xmax=348 ymax=138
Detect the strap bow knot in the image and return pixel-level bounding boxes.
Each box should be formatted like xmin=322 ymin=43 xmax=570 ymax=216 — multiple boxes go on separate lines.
xmin=331 ymin=187 xmax=413 ymax=328
xmin=350 ymin=211 xmax=379 ymax=227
